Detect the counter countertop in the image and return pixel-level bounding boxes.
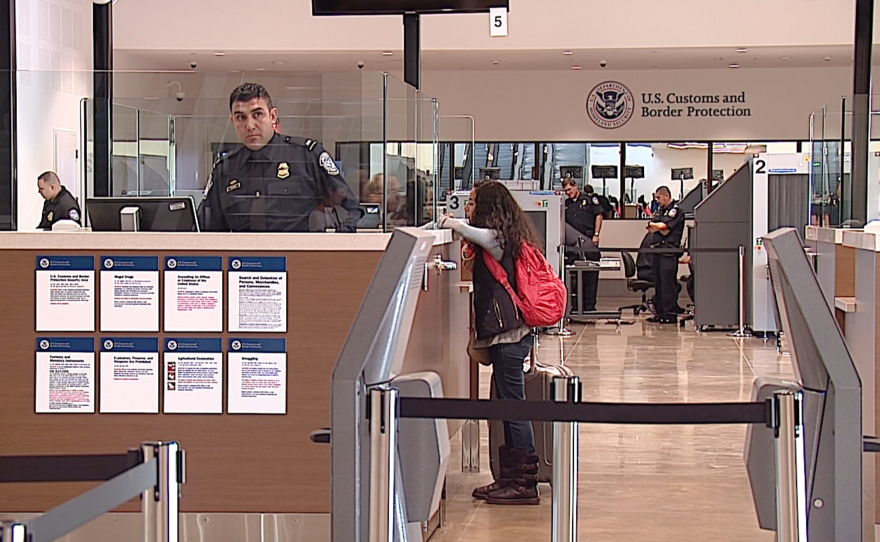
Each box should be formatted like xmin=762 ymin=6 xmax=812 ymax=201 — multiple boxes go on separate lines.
xmin=842 ymin=230 xmax=880 ymax=252
xmin=0 ymin=229 xmax=453 ymax=251
xmin=805 ymin=226 xmax=846 ymax=244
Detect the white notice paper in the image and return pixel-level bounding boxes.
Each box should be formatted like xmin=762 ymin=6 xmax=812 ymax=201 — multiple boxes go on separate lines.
xmin=100 ymin=256 xmax=160 ymax=331
xmin=35 ymin=337 xmax=95 ymax=413
xmin=36 ymin=256 xmax=95 ymax=331
xmin=227 ymin=338 xmax=287 ymax=414
xmin=100 ymin=337 xmax=159 ymax=413
xmin=228 ymin=257 xmax=287 ymax=333
xmin=164 ymin=257 xmax=223 ymax=332
xmin=163 ymin=338 xmax=223 ymax=414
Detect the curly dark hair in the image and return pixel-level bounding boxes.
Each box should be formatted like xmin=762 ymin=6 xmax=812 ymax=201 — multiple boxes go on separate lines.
xmin=469 ymin=181 xmax=541 ymax=258
xmin=229 ymin=83 xmax=274 ymax=112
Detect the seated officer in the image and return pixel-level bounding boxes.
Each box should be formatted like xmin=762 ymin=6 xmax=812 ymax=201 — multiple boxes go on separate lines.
xmin=645 ymin=185 xmax=685 ymax=324
xmin=198 ymin=83 xmax=363 ymax=232
xmin=562 ymin=177 xmax=603 ymax=312
xmin=37 ymin=171 xmax=81 ymax=230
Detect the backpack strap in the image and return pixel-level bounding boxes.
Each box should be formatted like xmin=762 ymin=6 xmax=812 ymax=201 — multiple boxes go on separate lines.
xmin=483 ymin=244 xmax=523 ymax=313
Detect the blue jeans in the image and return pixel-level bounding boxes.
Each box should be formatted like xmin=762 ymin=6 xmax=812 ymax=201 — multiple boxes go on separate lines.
xmin=490 ymin=334 xmax=536 ymax=454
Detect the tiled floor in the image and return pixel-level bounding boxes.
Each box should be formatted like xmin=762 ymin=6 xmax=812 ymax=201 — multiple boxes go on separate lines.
xmin=434 ymin=306 xmax=791 ymax=542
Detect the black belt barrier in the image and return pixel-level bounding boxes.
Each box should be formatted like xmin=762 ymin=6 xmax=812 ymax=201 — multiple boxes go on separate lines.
xmin=0 ymin=450 xmax=142 ymax=483
xmin=399 ymin=397 xmax=772 ymax=426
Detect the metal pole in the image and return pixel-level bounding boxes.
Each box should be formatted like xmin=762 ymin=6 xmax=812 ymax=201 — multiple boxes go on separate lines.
xmin=552 ymin=376 xmax=580 ymax=542
xmin=369 ymin=387 xmax=398 ymax=542
xmin=142 ymin=441 xmax=182 ymax=542
xmin=730 ymin=245 xmax=751 ymax=337
xmin=773 ymin=391 xmax=807 ymax=542
xmin=547 ymin=245 xmax=572 ymax=337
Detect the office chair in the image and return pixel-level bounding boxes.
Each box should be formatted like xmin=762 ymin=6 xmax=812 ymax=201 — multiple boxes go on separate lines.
xmin=618 ymin=251 xmax=653 ymax=315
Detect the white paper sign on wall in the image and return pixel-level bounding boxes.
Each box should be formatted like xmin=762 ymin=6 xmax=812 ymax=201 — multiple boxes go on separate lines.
xmin=490 ymin=7 xmax=508 ymax=37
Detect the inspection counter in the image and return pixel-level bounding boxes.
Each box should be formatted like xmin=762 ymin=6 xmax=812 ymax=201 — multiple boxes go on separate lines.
xmin=0 ymin=230 xmax=470 ymax=541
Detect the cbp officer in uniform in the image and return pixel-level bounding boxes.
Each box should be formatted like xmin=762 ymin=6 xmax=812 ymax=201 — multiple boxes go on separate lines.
xmin=198 ymin=83 xmax=363 ymax=232
xmin=646 ymin=185 xmax=685 ymax=323
xmin=562 ymin=177 xmax=604 ymax=312
xmin=37 ymin=171 xmax=81 ymax=230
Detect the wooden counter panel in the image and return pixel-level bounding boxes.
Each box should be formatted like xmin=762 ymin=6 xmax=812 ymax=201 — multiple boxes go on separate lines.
xmin=835 ymin=245 xmax=856 ymax=298
xmin=0 ymin=249 xmax=383 ymax=513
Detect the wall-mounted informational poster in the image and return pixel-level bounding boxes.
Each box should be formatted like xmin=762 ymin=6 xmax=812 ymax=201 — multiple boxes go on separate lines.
xmin=99 ymin=337 xmax=159 ymax=413
xmin=100 ymin=256 xmax=159 ymax=332
xmin=227 ymin=338 xmax=287 ymax=414
xmin=35 ymin=256 xmax=95 ymax=331
xmin=228 ymin=257 xmax=287 ymax=333
xmin=164 ymin=257 xmax=223 ymax=332
xmin=35 ymin=337 xmax=95 ymax=413
xmin=163 ymin=338 xmax=223 ymax=414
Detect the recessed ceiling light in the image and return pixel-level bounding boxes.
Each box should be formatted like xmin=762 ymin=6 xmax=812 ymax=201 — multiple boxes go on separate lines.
xmin=382 ymin=51 xmax=394 ymax=56
xmin=492 ymin=60 xmax=499 ymax=65
xmin=571 ymin=65 xmax=581 ymax=70
xmin=824 ymin=56 xmax=832 ymax=61
xmin=736 ymin=48 xmax=748 ymax=53
xmin=257 ymin=67 xmax=266 ymax=71
xmin=214 ymin=52 xmax=226 ymax=57
xmin=562 ymin=51 xmax=573 ymax=56
xmin=272 ymin=60 xmax=286 ymax=66
xmin=780 ymin=56 xmax=791 ymax=61
xmin=729 ymin=63 xmax=740 ymax=68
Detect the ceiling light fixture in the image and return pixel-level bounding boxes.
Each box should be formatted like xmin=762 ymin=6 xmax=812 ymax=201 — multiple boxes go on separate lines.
xmin=382 ymin=51 xmax=394 ymax=56
xmin=736 ymin=48 xmax=748 ymax=53
xmin=729 ymin=63 xmax=740 ymax=68
xmin=824 ymin=56 xmax=832 ymax=61
xmin=780 ymin=56 xmax=791 ymax=61
xmin=492 ymin=60 xmax=499 ymax=65
xmin=571 ymin=65 xmax=581 ymax=70
xmin=563 ymin=51 xmax=573 ymax=55
xmin=272 ymin=60 xmax=286 ymax=66
xmin=214 ymin=52 xmax=226 ymax=56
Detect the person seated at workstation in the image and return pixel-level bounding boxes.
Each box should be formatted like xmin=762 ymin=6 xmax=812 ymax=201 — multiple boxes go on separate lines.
xmin=562 ymin=177 xmax=603 ymax=312
xmin=198 ymin=83 xmax=363 ymax=232
xmin=584 ymin=184 xmax=613 ymax=219
xmin=645 ymin=186 xmax=685 ymax=324
xmin=37 ymin=171 xmax=81 ymax=230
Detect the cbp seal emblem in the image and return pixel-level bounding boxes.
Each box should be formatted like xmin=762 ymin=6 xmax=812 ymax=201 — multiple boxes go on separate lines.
xmin=587 ymin=81 xmax=634 ymax=129
xmin=231 ymin=340 xmax=242 ymax=351
xmin=39 ymin=339 xmax=50 ymax=350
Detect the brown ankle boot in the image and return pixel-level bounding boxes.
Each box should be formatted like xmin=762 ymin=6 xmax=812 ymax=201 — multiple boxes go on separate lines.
xmin=485 ymin=449 xmax=540 ymax=505
xmin=472 ymin=445 xmax=513 ymax=500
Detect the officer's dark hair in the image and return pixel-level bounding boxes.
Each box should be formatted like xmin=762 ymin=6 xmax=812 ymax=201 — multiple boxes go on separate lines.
xmin=561 ymin=178 xmax=578 ymax=189
xmin=583 ymin=184 xmax=595 ymax=194
xmin=37 ymin=171 xmax=60 ymax=185
xmin=656 ymin=185 xmax=671 ymax=197
xmin=470 ymin=180 xmax=541 ymax=259
xmin=229 ymin=83 xmax=274 ymax=112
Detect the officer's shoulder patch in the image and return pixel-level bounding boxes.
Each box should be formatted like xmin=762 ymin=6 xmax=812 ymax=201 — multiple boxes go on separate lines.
xmin=668 ymin=208 xmax=677 ymax=218
xmin=68 ymin=209 xmax=79 ymax=222
xmin=319 ymin=152 xmax=340 ymax=176
xmin=592 ymin=196 xmax=600 ymax=205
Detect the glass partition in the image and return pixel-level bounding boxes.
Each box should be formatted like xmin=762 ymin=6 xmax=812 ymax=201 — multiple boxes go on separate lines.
xmin=809 ymin=98 xmax=850 ymax=226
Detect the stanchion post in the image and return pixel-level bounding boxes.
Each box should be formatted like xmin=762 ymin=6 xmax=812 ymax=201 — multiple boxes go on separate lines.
xmin=730 ymin=244 xmax=752 ymax=338
xmin=369 ymin=387 xmax=398 ymax=542
xmin=552 ymin=376 xmax=581 ymax=542
xmin=773 ymin=391 xmax=807 ymax=542
xmin=0 ymin=521 xmax=27 ymax=542
xmin=142 ymin=441 xmax=182 ymax=542
xmin=547 ymin=245 xmax=572 ymax=337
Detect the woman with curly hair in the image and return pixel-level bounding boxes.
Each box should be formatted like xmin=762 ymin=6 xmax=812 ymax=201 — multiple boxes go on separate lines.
xmin=438 ymin=180 xmax=541 ymax=505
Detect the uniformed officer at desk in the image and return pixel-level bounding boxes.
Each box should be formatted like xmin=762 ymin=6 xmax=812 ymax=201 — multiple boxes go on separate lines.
xmin=37 ymin=171 xmax=81 ymax=230
xmin=198 ymin=83 xmax=363 ymax=232
xmin=645 ymin=185 xmax=685 ymax=324
xmin=562 ymin=177 xmax=604 ymax=312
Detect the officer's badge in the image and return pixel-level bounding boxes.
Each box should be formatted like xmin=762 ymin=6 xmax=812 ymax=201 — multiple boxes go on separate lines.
xmin=47 ymin=211 xmax=53 ymax=221
xmin=68 ymin=209 xmax=79 ymax=221
xmin=668 ymin=208 xmax=677 ymax=218
xmin=226 ymin=179 xmax=241 ymax=193
xmin=277 ymin=162 xmax=290 ymax=179
xmin=319 ymin=152 xmax=340 ymax=176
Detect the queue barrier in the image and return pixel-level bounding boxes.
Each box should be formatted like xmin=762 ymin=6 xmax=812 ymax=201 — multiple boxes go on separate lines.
xmin=368 ymin=379 xmax=805 ymax=542
xmin=0 ymin=441 xmax=184 ymax=542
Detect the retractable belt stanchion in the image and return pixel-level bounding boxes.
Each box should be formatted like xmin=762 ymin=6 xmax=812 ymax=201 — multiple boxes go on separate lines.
xmin=730 ymin=245 xmax=752 ymax=338
xmin=773 ymin=391 xmax=807 ymax=542
xmin=369 ymin=387 xmax=398 ymax=542
xmin=141 ymin=441 xmax=183 ymax=542
xmin=546 ymin=245 xmax=572 ymax=337
xmin=552 ymin=376 xmax=581 ymax=542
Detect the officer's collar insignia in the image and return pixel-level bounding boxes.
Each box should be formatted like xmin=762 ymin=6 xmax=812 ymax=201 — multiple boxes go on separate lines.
xmin=226 ymin=179 xmax=241 ymax=193
xmin=319 ymin=152 xmax=340 ymax=176
xmin=277 ymin=162 xmax=290 ymax=179
xmin=47 ymin=211 xmax=53 ymax=221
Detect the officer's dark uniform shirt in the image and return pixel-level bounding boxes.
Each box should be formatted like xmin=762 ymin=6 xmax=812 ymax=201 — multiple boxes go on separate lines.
xmin=565 ymin=192 xmax=604 ymax=236
xmin=198 ymin=133 xmax=363 ymax=232
xmin=38 ymin=185 xmax=81 ymax=230
xmin=649 ymin=200 xmax=685 ymax=247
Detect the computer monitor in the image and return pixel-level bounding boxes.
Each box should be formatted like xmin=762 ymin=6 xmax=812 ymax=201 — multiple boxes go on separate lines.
xmin=86 ymin=197 xmax=199 ymax=232
xmin=454 ymin=167 xmax=465 ymax=181
xmin=357 ymin=203 xmax=382 ymax=229
xmin=479 ymin=167 xmax=501 ymax=181
xmin=671 ymin=167 xmax=694 ymax=180
xmin=591 ymin=165 xmax=617 ymax=179
xmin=625 ymin=165 xmax=645 ymax=179
xmin=559 ymin=166 xmax=583 ymax=180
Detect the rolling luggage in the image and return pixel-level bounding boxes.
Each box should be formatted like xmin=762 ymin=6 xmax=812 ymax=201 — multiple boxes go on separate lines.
xmin=489 ymin=359 xmax=575 ymax=484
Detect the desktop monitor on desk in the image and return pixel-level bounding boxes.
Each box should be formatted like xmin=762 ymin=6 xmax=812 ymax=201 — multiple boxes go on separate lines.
xmin=86 ymin=197 xmax=199 ymax=232
xmin=479 ymin=167 xmax=501 ymax=181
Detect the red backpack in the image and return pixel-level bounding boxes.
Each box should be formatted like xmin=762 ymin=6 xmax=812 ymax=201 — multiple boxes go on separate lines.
xmin=484 ymin=242 xmax=567 ymax=327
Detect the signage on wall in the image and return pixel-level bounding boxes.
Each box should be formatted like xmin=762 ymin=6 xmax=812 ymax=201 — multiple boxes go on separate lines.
xmin=586 ymin=81 xmax=753 ymax=129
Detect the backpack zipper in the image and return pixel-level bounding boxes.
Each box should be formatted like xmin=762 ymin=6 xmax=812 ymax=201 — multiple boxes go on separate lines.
xmin=493 ymin=299 xmax=504 ymax=328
